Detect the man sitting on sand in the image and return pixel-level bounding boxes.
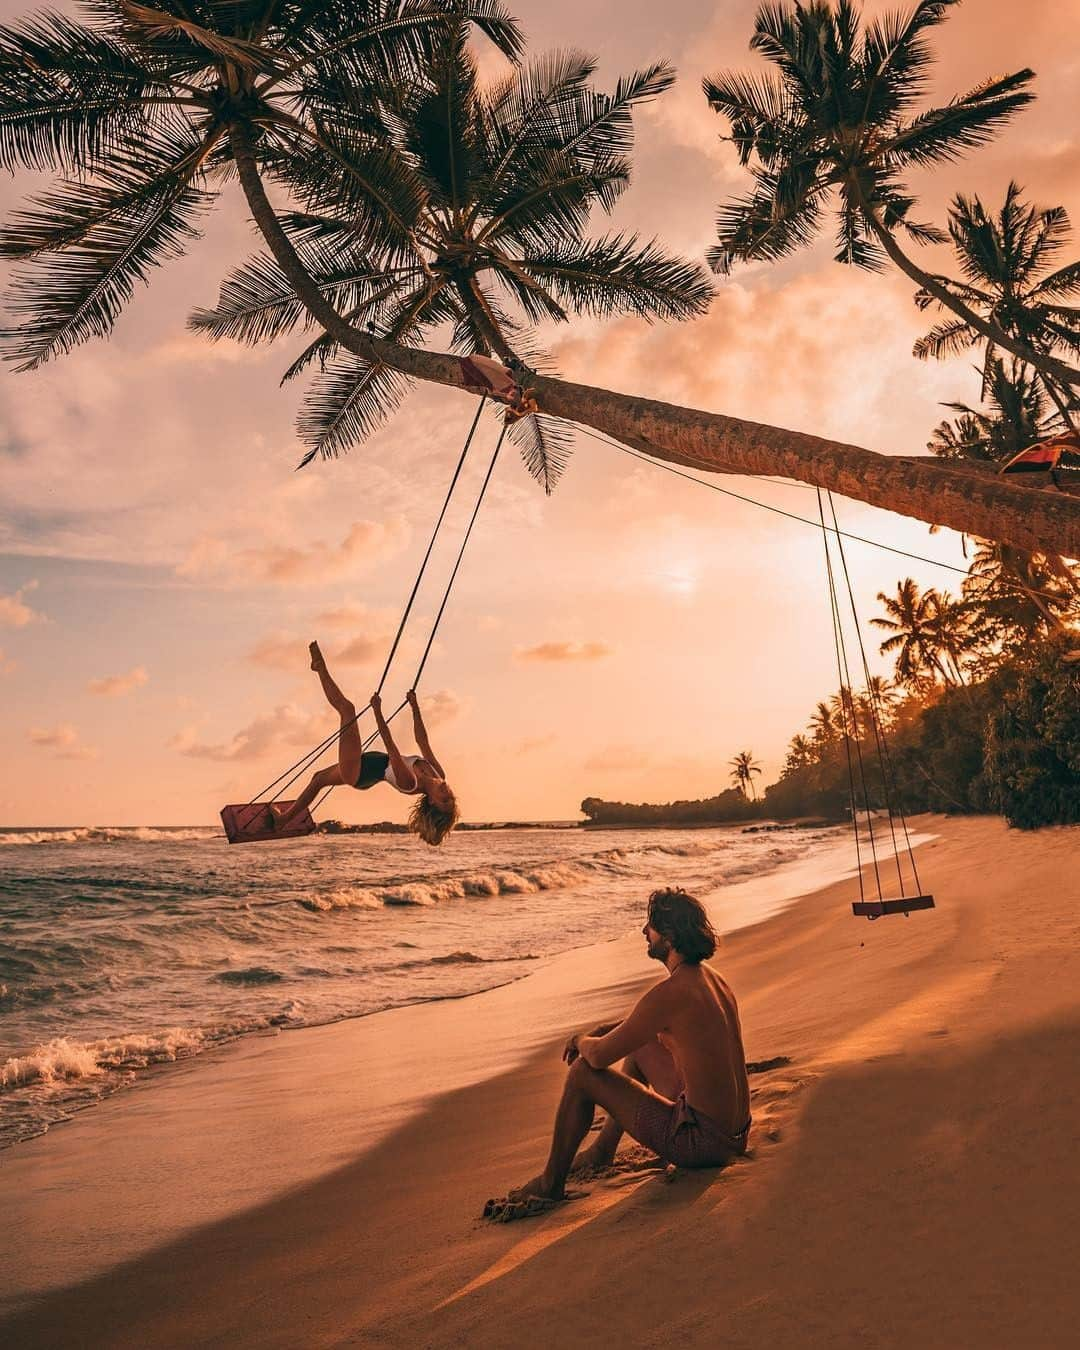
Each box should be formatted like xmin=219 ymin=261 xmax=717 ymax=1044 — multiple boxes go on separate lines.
xmin=501 ymin=888 xmax=751 ymax=1210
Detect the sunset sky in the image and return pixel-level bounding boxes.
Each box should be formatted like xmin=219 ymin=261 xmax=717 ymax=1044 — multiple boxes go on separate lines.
xmin=2 ymin=0 xmax=1078 ymax=827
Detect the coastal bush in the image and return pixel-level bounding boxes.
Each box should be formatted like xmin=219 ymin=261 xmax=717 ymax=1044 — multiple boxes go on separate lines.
xmin=981 ymin=642 xmax=1080 ymax=828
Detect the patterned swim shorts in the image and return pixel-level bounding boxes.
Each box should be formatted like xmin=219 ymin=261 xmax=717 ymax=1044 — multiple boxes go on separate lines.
xmin=632 ymin=1092 xmax=751 ymax=1168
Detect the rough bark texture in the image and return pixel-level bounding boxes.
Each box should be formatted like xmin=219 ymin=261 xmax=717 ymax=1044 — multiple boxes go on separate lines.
xmin=229 ymin=123 xmax=1080 ymax=559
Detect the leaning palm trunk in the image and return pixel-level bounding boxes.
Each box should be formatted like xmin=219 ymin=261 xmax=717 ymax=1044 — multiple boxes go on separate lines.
xmin=229 ymin=124 xmax=1080 ymax=560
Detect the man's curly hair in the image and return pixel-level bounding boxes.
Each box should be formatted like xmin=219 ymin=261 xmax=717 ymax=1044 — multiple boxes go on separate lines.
xmin=647 ymin=887 xmax=718 ymax=964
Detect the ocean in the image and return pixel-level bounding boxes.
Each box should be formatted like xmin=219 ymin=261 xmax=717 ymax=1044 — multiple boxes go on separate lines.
xmin=0 ymin=821 xmax=847 ymax=1150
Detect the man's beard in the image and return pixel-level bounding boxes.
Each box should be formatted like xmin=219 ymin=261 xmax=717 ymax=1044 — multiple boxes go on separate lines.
xmin=647 ymin=935 xmax=672 ymax=963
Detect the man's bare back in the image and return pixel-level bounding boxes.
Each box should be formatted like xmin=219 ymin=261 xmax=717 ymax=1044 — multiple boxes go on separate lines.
xmin=650 ymin=962 xmax=749 ymax=1134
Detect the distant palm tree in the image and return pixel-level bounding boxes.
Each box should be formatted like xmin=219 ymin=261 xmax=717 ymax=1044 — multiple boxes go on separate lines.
xmin=871 ymin=579 xmax=958 ymax=688
xmin=913 ymin=183 xmax=1080 ymax=423
xmin=808 ymin=700 xmax=838 ymax=746
xmin=194 ymin=38 xmax=713 ymax=483
xmin=783 ymin=734 xmax=815 ymax=775
xmin=704 ymin=0 xmax=1079 ymax=393
xmin=729 ymin=750 xmax=762 ymax=800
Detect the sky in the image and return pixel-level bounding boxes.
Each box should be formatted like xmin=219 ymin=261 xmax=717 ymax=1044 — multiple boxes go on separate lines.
xmin=1 ymin=0 xmax=1078 ymax=826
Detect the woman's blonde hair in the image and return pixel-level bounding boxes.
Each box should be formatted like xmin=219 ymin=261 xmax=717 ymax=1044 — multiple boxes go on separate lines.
xmin=409 ymin=789 xmax=460 ymax=846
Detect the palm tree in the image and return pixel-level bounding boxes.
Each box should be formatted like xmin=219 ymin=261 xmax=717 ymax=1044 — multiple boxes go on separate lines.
xmin=0 ymin=1 xmax=522 ymax=370
xmin=871 ymin=578 xmax=958 ymax=688
xmin=913 ymin=183 xmax=1080 ymax=423
xmin=783 ymin=733 xmax=815 ymax=775
xmin=963 ymin=541 xmax=1077 ymax=642
xmin=808 ymin=700 xmax=838 ymax=746
xmin=704 ymin=0 xmax=1080 ymax=394
xmin=2 ymin=3 xmax=1080 ymax=555
xmin=729 ymin=750 xmax=762 ymax=799
xmin=192 ymin=38 xmax=714 ymax=485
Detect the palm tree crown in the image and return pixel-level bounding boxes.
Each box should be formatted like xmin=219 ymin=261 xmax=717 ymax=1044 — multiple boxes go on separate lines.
xmin=729 ymin=749 xmax=762 ymax=799
xmin=194 ymin=36 xmax=714 ymax=484
xmin=913 ymin=182 xmax=1080 ymax=417
xmin=871 ymin=578 xmax=969 ymax=688
xmin=0 ymin=1 xmax=522 ymax=368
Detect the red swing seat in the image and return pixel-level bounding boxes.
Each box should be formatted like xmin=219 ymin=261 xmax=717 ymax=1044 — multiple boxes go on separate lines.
xmin=220 ymin=801 xmax=316 ymax=845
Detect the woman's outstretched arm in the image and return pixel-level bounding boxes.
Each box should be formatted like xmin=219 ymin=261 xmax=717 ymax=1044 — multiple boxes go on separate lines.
xmin=370 ymin=692 xmax=418 ymax=791
xmin=406 ymin=689 xmax=445 ymax=778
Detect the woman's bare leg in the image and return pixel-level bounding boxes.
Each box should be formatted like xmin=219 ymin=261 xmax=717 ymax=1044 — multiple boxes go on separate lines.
xmin=309 ymin=641 xmax=362 ymax=786
xmin=272 ymin=765 xmax=343 ymax=830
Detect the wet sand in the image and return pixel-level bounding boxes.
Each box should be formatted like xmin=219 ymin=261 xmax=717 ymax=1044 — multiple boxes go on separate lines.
xmin=3 ymin=816 xmax=1078 ymax=1348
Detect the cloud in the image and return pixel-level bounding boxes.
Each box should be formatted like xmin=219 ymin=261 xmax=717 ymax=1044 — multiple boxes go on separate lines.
xmin=248 ymin=611 xmax=396 ymax=672
xmin=516 ymin=733 xmax=557 ymax=755
xmin=28 ymin=723 xmax=99 ymax=760
xmin=0 ymin=580 xmax=44 ymax=628
xmin=169 ymin=704 xmax=330 ymax=763
xmin=414 ymin=688 xmax=463 ymax=728
xmin=177 ymin=518 xmax=411 ymax=586
xmin=0 ymin=648 xmax=15 ymax=675
xmin=87 ymin=665 xmax=149 ymax=697
xmin=515 ymin=641 xmax=613 ymax=663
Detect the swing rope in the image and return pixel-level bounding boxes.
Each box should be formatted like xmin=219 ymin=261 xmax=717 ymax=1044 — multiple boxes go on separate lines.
xmin=309 ymin=418 xmax=509 ymax=814
xmin=816 ymin=486 xmax=926 ymax=912
xmin=246 ymin=399 xmax=491 ymax=809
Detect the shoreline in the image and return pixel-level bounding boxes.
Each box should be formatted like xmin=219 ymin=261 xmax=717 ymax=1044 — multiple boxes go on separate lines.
xmin=5 ymin=816 xmax=1079 ymax=1348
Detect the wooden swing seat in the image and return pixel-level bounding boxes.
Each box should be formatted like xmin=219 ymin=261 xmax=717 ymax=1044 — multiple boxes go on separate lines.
xmin=221 ymin=801 xmax=316 ymax=845
xmin=852 ymin=894 xmax=935 ymax=920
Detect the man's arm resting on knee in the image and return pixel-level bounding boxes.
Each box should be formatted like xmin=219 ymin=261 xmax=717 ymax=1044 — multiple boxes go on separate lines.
xmin=578 ymin=985 xmax=670 ymax=1069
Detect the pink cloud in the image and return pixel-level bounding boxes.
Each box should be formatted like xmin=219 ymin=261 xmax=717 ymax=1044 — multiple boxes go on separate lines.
xmin=515 ymin=641 xmax=612 ymax=663
xmin=177 ymin=518 xmax=411 ymax=587
xmin=415 ymin=689 xmax=463 ymax=728
xmin=0 ymin=581 xmax=44 ymax=629
xmin=28 ymin=724 xmax=99 ymax=760
xmin=87 ymin=665 xmax=149 ymax=697
xmin=248 ymin=612 xmax=396 ymax=673
xmin=169 ymin=705 xmax=329 ymax=763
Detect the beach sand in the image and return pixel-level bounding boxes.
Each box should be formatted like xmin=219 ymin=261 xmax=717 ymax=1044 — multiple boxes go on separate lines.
xmin=3 ymin=815 xmax=1078 ymax=1348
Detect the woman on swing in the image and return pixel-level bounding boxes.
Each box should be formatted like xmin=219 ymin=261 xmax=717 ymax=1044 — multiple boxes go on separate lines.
xmin=273 ymin=642 xmax=459 ymax=846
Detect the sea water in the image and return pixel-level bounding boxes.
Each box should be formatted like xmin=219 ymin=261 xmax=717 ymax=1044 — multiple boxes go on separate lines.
xmin=0 ymin=822 xmax=844 ymax=1148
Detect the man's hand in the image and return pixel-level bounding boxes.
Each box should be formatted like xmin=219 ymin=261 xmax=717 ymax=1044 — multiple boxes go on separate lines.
xmin=562 ymin=1032 xmax=581 ymax=1065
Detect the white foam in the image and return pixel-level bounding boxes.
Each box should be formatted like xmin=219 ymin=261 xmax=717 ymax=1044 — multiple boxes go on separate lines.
xmin=0 ymin=826 xmax=216 ymax=847
xmin=1 ymin=1028 xmax=211 ymax=1090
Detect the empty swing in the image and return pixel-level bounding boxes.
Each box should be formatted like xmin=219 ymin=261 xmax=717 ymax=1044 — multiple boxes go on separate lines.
xmin=815 ymin=489 xmax=935 ymax=921
xmin=221 ymin=391 xmax=508 ymax=844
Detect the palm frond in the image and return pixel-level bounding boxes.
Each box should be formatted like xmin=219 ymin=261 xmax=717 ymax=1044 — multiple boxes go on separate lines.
xmin=296 ymin=280 xmax=457 ymax=459
xmin=506 ymin=411 xmax=575 ymax=494
xmin=118 ymin=1 xmax=279 ymax=72
xmin=190 ymin=243 xmax=405 ymax=344
xmin=0 ymin=13 xmax=178 ymax=173
xmin=522 ymin=233 xmax=714 ymax=321
xmin=702 ymin=68 xmax=796 ymax=167
xmin=0 ymin=129 xmax=215 ymax=369
xmin=913 ymin=316 xmax=978 ymax=361
xmin=886 ymin=70 xmax=1036 ymax=167
xmin=709 ymin=168 xmax=825 ymax=273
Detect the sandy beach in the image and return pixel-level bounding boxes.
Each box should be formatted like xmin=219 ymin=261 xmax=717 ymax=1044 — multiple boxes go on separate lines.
xmin=1 ymin=814 xmax=1077 ymax=1348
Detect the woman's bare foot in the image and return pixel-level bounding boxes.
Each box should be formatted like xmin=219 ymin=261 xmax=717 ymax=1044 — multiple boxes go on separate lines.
xmin=309 ymin=640 xmax=325 ymax=671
